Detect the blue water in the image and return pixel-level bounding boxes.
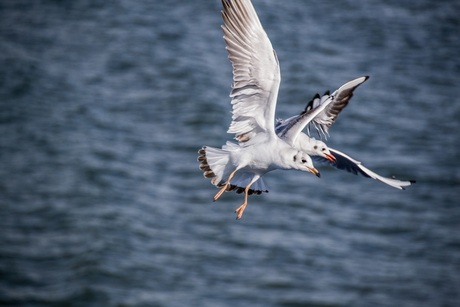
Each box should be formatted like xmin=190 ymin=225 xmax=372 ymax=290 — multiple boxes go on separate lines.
xmin=1 ymin=0 xmax=459 ymax=306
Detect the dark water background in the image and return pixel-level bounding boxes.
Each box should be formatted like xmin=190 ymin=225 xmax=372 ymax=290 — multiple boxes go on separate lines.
xmin=1 ymin=0 xmax=459 ymax=306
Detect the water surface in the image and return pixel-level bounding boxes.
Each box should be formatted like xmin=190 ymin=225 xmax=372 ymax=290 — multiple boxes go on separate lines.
xmin=1 ymin=0 xmax=459 ymax=306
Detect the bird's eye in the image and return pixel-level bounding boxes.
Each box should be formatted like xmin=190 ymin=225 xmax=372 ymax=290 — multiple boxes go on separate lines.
xmin=301 ymin=159 xmax=307 ymax=163
xmin=322 ymin=148 xmax=326 ymax=151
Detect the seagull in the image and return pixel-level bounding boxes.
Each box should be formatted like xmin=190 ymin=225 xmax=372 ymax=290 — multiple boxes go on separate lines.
xmin=276 ymin=78 xmax=416 ymax=189
xmin=198 ymin=0 xmax=349 ymax=219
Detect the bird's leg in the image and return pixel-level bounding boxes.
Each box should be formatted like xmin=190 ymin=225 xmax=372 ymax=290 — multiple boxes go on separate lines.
xmin=234 ymin=182 xmax=254 ymax=220
xmin=213 ymin=169 xmax=238 ymax=202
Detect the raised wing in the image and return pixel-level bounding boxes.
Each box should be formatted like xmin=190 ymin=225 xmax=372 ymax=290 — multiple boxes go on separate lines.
xmin=305 ymin=76 xmax=368 ymax=138
xmin=276 ymin=76 xmax=367 ymax=145
xmin=276 ymin=94 xmax=335 ymax=146
xmin=221 ymin=0 xmax=281 ymax=143
xmin=313 ymin=147 xmax=416 ymax=189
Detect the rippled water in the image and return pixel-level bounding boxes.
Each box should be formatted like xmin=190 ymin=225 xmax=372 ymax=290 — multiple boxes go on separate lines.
xmin=1 ymin=0 xmax=459 ymax=306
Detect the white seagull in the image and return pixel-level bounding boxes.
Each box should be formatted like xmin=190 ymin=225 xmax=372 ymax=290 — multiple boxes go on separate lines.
xmin=276 ymin=78 xmax=416 ymax=189
xmin=198 ymin=0 xmax=367 ymax=219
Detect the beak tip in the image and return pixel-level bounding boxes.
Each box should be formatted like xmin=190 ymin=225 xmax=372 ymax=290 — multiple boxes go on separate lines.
xmin=307 ymin=167 xmax=320 ymax=178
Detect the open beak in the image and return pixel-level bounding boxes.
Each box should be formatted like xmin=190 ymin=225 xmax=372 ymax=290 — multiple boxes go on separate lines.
xmin=325 ymin=153 xmax=336 ymax=163
xmin=308 ymin=167 xmax=321 ymax=178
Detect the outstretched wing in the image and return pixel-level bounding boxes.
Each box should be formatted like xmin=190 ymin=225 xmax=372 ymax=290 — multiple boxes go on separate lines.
xmin=276 ymin=76 xmax=368 ymax=145
xmin=276 ymin=94 xmax=335 ymax=146
xmin=312 ymin=147 xmax=416 ymax=189
xmin=305 ymin=76 xmax=368 ymax=138
xmin=222 ymin=0 xmax=281 ymax=143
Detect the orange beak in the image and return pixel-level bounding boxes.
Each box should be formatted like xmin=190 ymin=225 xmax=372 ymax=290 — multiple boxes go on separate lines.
xmin=325 ymin=153 xmax=336 ymax=163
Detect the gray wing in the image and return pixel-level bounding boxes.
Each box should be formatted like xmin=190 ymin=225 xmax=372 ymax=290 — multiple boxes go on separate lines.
xmin=276 ymin=76 xmax=368 ymax=145
xmin=313 ymin=147 xmax=415 ymax=189
xmin=305 ymin=76 xmax=368 ymax=138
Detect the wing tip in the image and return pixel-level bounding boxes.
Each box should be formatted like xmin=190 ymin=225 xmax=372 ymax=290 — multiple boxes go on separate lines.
xmin=395 ymin=178 xmax=416 ymax=190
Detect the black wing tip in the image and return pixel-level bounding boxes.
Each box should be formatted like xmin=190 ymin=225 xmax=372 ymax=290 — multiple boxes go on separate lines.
xmin=303 ymin=93 xmax=321 ymax=113
xmin=401 ymin=179 xmax=416 ymax=190
xmin=307 ymin=93 xmax=321 ymax=103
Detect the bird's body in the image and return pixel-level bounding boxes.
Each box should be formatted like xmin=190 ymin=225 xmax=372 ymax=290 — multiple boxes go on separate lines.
xmin=199 ymin=138 xmax=319 ymax=219
xmin=202 ymin=137 xmax=316 ymax=184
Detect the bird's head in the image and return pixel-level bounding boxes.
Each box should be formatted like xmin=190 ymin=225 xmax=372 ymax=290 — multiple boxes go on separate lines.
xmin=290 ymin=150 xmax=320 ymax=177
xmin=300 ymin=137 xmax=336 ymax=163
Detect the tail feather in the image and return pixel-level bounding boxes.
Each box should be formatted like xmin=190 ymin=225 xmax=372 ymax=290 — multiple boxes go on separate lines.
xmin=198 ymin=146 xmax=230 ymax=186
xmin=197 ymin=145 xmax=268 ymax=195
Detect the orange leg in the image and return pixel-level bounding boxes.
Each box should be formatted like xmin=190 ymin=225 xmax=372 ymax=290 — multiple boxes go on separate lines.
xmin=234 ymin=182 xmax=254 ymax=220
xmin=213 ymin=169 xmax=238 ymax=202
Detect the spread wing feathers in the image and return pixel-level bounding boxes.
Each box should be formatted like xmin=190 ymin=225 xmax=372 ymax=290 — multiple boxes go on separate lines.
xmin=221 ymin=0 xmax=281 ymax=143
xmin=275 ymin=77 xmax=368 ymax=144
xmin=276 ymin=92 xmax=335 ymax=146
xmin=312 ymin=147 xmax=416 ymax=189
xmin=304 ymin=76 xmax=369 ymax=138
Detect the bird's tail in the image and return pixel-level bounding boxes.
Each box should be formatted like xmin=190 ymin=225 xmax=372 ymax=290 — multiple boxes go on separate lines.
xmin=197 ymin=143 xmax=269 ymax=195
xmin=198 ymin=146 xmax=231 ymax=187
